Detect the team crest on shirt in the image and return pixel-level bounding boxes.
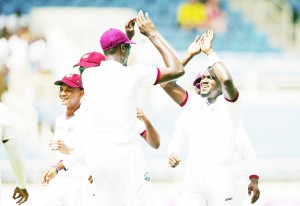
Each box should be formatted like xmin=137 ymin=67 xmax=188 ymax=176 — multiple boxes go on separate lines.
xmin=144 ymin=172 xmax=151 ymax=181
xmin=67 ymin=124 xmax=75 ymax=133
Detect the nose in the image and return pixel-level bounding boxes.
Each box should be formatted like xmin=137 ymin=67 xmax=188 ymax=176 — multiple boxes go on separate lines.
xmin=60 ymin=90 xmax=67 ymax=96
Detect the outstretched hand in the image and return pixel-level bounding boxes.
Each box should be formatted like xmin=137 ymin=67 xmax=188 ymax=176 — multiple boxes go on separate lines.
xmin=136 ymin=10 xmax=157 ymax=38
xmin=12 ymin=187 xmax=29 ymax=205
xmin=200 ymin=30 xmax=214 ymax=55
xmin=186 ymin=35 xmax=202 ymax=56
xmin=125 ymin=18 xmax=136 ymax=40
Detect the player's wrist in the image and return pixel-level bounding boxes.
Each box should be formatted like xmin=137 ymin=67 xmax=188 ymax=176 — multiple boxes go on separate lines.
xmin=52 ymin=165 xmax=59 ymax=174
xmin=249 ymin=174 xmax=259 ymax=183
xmin=207 ymin=51 xmax=222 ymax=66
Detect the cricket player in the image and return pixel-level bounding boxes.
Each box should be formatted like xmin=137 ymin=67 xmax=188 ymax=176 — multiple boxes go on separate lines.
xmin=42 ymin=73 xmax=86 ymax=206
xmin=0 ymin=102 xmax=29 ymax=205
xmin=161 ymin=30 xmax=260 ymax=205
xmin=76 ymin=10 xmax=184 ymax=206
xmin=42 ymin=47 xmax=161 ymax=206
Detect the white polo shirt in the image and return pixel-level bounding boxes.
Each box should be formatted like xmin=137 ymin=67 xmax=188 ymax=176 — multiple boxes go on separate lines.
xmin=81 ymin=60 xmax=159 ymax=148
xmin=169 ymin=95 xmax=243 ymax=168
xmin=53 ymin=107 xmax=86 ymax=178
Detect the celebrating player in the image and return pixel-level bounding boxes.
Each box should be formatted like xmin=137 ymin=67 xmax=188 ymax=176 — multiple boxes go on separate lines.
xmin=161 ymin=30 xmax=260 ymax=205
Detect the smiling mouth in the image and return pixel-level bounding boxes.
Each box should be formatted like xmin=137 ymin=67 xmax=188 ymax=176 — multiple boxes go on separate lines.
xmin=201 ymin=84 xmax=209 ymax=89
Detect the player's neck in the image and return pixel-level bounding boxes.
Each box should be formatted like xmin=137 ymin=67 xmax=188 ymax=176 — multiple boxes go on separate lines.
xmin=206 ymin=97 xmax=217 ymax=105
xmin=65 ymin=104 xmax=80 ymax=119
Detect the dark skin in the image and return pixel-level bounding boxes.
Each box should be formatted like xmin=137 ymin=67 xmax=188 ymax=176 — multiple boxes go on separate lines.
xmin=163 ymin=30 xmax=260 ymax=204
xmin=12 ymin=187 xmax=29 ymax=205
xmin=104 ymin=10 xmax=184 ymax=84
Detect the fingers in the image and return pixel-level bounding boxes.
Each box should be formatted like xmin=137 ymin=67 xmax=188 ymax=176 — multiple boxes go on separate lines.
xmin=194 ymin=35 xmax=200 ymax=43
xmin=138 ymin=10 xmax=146 ymax=23
xmin=12 ymin=188 xmax=29 ymax=205
xmin=168 ymin=153 xmax=181 ymax=168
xmin=88 ymin=175 xmax=93 ymax=184
xmin=200 ymin=33 xmax=206 ymax=42
xmin=207 ymin=29 xmax=214 ymax=40
xmin=251 ymin=189 xmax=260 ymax=204
xmin=16 ymin=196 xmax=27 ymax=205
xmin=144 ymin=12 xmax=150 ymax=21
xmin=42 ymin=169 xmax=54 ymax=186
xmin=125 ymin=18 xmax=136 ymax=30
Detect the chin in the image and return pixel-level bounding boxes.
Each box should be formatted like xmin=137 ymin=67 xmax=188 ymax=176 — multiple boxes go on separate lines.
xmin=200 ymin=91 xmax=209 ymax=97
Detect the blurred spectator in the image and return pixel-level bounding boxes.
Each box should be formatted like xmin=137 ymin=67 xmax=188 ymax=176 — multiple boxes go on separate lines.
xmin=6 ymin=8 xmax=28 ymax=35
xmin=176 ymin=0 xmax=208 ymax=31
xmin=203 ymin=0 xmax=228 ymax=34
xmin=0 ymin=36 xmax=9 ymax=99
xmin=176 ymin=0 xmax=228 ymax=34
xmin=29 ymin=36 xmax=51 ymax=74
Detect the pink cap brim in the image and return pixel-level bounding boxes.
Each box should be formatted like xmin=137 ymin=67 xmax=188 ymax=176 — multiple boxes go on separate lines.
xmin=73 ymin=61 xmax=100 ymax=68
xmin=125 ymin=40 xmax=136 ymax=44
xmin=54 ymin=79 xmax=82 ymax=88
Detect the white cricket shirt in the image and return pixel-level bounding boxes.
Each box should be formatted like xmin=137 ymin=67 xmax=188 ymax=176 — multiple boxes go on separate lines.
xmin=53 ymin=107 xmax=86 ymax=177
xmin=169 ymin=95 xmax=243 ymax=168
xmin=81 ymin=60 xmax=158 ymax=148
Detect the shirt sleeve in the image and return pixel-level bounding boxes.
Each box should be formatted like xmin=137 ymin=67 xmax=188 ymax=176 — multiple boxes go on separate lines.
xmin=1 ymin=125 xmax=16 ymax=141
xmin=0 ymin=104 xmax=16 ymax=141
xmin=132 ymin=65 xmax=160 ymax=87
xmin=3 ymin=138 xmax=27 ymax=188
xmin=236 ymin=121 xmax=260 ymax=178
xmin=167 ymin=111 xmax=188 ymax=157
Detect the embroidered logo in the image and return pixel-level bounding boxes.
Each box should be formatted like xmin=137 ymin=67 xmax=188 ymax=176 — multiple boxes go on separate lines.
xmin=144 ymin=172 xmax=151 ymax=182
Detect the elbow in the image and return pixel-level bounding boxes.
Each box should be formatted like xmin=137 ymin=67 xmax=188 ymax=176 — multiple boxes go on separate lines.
xmin=176 ymin=69 xmax=185 ymax=78
xmin=153 ymin=141 xmax=160 ymax=149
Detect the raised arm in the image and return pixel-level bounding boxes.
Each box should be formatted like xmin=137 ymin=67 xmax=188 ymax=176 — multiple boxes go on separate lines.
xmin=160 ymin=35 xmax=203 ymax=105
xmin=137 ymin=108 xmax=160 ymax=149
xmin=136 ymin=10 xmax=184 ymax=83
xmin=200 ymin=30 xmax=238 ymax=100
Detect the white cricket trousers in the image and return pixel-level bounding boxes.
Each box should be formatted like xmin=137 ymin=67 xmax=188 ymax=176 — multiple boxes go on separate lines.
xmin=178 ymin=164 xmax=246 ymax=206
xmin=85 ymin=142 xmax=155 ymax=206
xmin=43 ymin=175 xmax=85 ymax=206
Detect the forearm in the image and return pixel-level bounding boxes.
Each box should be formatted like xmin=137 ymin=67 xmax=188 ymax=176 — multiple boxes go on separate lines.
xmin=3 ymin=139 xmax=27 ymax=188
xmin=181 ymin=52 xmax=194 ymax=67
xmin=144 ymin=120 xmax=160 ymax=149
xmin=207 ymin=52 xmax=238 ymax=99
xmin=160 ymin=81 xmax=187 ymax=106
xmin=148 ymin=34 xmax=184 ymax=81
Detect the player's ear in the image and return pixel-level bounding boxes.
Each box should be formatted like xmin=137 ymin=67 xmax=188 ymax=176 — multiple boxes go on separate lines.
xmin=120 ymin=44 xmax=126 ymax=52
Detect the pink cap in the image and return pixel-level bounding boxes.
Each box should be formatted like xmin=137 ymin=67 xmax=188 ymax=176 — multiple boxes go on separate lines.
xmin=100 ymin=28 xmax=135 ymax=51
xmin=73 ymin=52 xmax=105 ymax=68
xmin=54 ymin=74 xmax=83 ymax=89
xmin=193 ymin=72 xmax=202 ymax=89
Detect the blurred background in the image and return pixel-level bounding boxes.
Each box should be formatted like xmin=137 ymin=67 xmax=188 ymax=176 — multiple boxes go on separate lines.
xmin=0 ymin=0 xmax=300 ymax=205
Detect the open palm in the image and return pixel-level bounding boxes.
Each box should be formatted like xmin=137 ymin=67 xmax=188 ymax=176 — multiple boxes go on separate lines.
xmin=200 ymin=30 xmax=214 ymax=54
